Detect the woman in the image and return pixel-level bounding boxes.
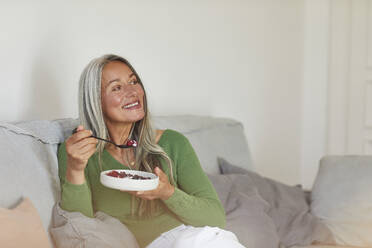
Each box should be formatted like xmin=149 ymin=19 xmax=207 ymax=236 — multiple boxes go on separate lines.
xmin=58 ymin=54 xmax=244 ymax=248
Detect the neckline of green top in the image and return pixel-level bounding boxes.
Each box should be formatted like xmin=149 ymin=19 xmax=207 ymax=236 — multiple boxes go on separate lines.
xmin=102 ymin=129 xmax=170 ymax=169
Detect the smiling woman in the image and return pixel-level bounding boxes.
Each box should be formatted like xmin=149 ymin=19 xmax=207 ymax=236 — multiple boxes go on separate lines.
xmin=57 ymin=54 xmax=245 ymax=248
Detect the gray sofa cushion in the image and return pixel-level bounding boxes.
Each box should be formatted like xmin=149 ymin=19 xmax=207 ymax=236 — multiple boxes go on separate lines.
xmin=208 ymin=174 xmax=280 ymax=248
xmin=0 ymin=121 xmax=65 ymax=246
xmin=50 ymin=203 xmax=139 ymax=248
xmin=218 ymin=158 xmax=333 ymax=247
xmin=153 ymin=115 xmax=253 ymax=174
xmin=311 ymin=155 xmax=372 ymax=247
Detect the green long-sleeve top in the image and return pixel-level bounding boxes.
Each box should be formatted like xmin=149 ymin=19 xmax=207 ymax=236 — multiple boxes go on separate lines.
xmin=58 ymin=129 xmax=226 ymax=248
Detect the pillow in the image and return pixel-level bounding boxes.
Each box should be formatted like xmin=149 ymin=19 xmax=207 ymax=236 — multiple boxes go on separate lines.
xmin=0 ymin=198 xmax=50 ymax=248
xmin=218 ymin=157 xmax=250 ymax=175
xmin=218 ymin=157 xmax=334 ymax=247
xmin=50 ymin=202 xmax=139 ymax=248
xmin=208 ymin=174 xmax=280 ymax=248
xmin=311 ymin=155 xmax=372 ymax=247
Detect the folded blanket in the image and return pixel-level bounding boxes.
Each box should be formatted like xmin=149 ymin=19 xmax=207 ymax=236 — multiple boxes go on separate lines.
xmin=209 ymin=158 xmax=334 ymax=248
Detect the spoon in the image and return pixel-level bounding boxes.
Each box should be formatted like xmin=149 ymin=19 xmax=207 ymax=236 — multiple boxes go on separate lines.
xmin=72 ymin=128 xmax=137 ymax=149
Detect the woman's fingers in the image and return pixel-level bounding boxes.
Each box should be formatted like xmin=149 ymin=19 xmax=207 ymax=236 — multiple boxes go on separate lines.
xmin=134 ymin=190 xmax=157 ymax=200
xmin=75 ymin=125 xmax=84 ymax=132
xmin=73 ymin=137 xmax=98 ymax=150
xmin=69 ymin=129 xmax=93 ymax=143
xmin=66 ymin=138 xmax=96 ymax=157
xmin=120 ymin=168 xmax=174 ymax=200
xmin=65 ymin=126 xmax=97 ymax=171
xmin=154 ymin=167 xmax=168 ymax=182
xmin=79 ymin=143 xmax=98 ymax=157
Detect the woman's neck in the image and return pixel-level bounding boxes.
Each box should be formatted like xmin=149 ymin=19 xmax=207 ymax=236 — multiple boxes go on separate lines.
xmin=106 ymin=121 xmax=133 ymax=145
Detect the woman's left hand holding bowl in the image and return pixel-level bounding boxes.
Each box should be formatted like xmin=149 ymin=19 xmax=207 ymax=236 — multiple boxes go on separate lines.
xmin=123 ymin=167 xmax=175 ymax=200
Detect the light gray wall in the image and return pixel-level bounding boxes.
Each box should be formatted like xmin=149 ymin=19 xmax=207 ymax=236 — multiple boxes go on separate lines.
xmin=0 ymin=0 xmax=306 ymax=186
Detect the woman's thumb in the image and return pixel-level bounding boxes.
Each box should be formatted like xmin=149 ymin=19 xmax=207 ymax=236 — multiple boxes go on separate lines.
xmin=73 ymin=125 xmax=84 ymax=134
xmin=154 ymin=167 xmax=165 ymax=179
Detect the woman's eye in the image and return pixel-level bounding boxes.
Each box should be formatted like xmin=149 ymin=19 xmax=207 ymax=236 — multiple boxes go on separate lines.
xmin=129 ymin=80 xmax=138 ymax=85
xmin=112 ymin=85 xmax=121 ymax=91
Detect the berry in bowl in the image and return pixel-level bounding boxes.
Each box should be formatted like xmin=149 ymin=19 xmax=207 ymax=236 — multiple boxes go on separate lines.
xmin=100 ymin=169 xmax=159 ymax=191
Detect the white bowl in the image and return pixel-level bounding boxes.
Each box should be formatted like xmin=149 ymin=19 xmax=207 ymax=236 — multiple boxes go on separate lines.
xmin=100 ymin=169 xmax=159 ymax=191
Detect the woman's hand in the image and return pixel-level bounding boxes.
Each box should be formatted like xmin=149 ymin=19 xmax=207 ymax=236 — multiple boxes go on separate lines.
xmin=125 ymin=167 xmax=175 ymax=201
xmin=65 ymin=125 xmax=98 ymax=184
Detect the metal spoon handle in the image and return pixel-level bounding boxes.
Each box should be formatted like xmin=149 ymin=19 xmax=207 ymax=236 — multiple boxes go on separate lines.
xmin=90 ymin=135 xmax=132 ymax=149
xmin=90 ymin=135 xmax=114 ymax=144
xmin=72 ymin=128 xmax=132 ymax=149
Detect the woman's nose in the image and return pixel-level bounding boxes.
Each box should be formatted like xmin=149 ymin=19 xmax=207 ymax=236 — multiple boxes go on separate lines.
xmin=123 ymin=85 xmax=137 ymax=97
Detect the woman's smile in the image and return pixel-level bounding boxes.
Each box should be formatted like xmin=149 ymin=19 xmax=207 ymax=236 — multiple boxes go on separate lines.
xmin=123 ymin=100 xmax=141 ymax=110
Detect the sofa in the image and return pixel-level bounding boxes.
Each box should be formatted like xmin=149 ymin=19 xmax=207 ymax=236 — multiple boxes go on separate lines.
xmin=0 ymin=115 xmax=371 ymax=248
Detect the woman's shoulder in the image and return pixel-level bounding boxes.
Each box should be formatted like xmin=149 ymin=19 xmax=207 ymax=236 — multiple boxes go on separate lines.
xmin=157 ymin=129 xmax=190 ymax=146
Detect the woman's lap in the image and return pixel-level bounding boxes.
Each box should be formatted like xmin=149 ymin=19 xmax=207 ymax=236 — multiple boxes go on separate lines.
xmin=146 ymin=225 xmax=245 ymax=248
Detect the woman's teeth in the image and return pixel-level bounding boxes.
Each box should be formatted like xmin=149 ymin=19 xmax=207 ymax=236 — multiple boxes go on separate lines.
xmin=123 ymin=102 xmax=139 ymax=109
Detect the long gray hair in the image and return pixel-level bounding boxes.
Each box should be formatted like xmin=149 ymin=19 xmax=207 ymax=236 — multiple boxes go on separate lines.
xmin=78 ymin=54 xmax=174 ymax=217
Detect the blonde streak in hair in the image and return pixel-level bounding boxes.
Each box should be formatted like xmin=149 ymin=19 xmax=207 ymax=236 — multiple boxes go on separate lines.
xmin=138 ymin=198 xmax=145 ymax=216
xmin=135 ymin=120 xmax=148 ymax=170
xmin=78 ymin=71 xmax=88 ymax=129
xmin=151 ymin=148 xmax=175 ymax=186
xmin=148 ymin=200 xmax=155 ymax=217
xmin=131 ymin=195 xmax=135 ymax=216
xmin=161 ymin=153 xmax=175 ymax=186
xmin=97 ymin=142 xmax=105 ymax=171
xmin=141 ymin=115 xmax=175 ymax=185
xmin=89 ymin=69 xmax=102 ymax=130
xmin=142 ymin=160 xmax=152 ymax=172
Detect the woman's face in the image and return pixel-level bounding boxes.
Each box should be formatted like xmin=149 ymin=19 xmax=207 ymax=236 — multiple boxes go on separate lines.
xmin=101 ymin=61 xmax=145 ymax=126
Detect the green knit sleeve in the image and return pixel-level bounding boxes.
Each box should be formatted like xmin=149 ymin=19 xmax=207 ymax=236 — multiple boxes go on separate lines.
xmin=58 ymin=142 xmax=94 ymax=218
xmin=162 ymin=131 xmax=226 ymax=228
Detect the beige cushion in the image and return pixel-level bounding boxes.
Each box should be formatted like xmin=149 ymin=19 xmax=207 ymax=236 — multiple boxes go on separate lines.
xmin=0 ymin=198 xmax=50 ymax=248
xmin=311 ymin=155 xmax=372 ymax=247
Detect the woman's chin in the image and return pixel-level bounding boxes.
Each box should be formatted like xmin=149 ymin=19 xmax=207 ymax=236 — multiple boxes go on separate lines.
xmin=105 ymin=110 xmax=145 ymax=125
xmin=122 ymin=112 xmax=145 ymax=123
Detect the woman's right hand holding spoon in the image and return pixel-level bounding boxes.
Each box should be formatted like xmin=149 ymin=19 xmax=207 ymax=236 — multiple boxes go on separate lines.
xmin=65 ymin=125 xmax=98 ymax=184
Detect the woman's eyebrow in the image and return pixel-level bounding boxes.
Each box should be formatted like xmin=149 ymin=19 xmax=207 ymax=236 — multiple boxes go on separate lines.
xmin=108 ymin=78 xmax=120 ymax=85
xmin=106 ymin=73 xmax=136 ymax=87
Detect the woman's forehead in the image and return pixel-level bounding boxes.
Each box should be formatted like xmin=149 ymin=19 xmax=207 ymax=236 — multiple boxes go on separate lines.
xmin=102 ymin=61 xmax=134 ymax=83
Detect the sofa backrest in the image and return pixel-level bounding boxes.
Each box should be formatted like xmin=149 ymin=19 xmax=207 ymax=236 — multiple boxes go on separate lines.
xmin=152 ymin=115 xmax=254 ymax=174
xmin=13 ymin=115 xmax=254 ymax=174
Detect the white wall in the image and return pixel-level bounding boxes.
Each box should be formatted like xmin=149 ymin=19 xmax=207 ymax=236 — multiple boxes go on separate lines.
xmin=0 ymin=0 xmax=305 ymax=185
xmin=301 ymin=0 xmax=330 ymax=189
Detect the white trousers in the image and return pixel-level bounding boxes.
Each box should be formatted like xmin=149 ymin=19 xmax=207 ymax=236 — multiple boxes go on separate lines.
xmin=146 ymin=224 xmax=246 ymax=248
